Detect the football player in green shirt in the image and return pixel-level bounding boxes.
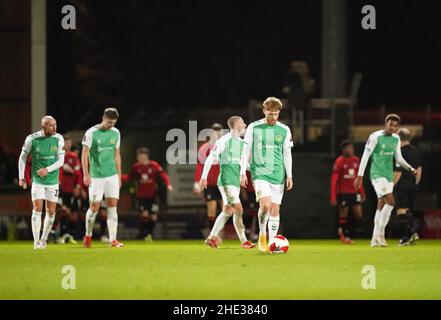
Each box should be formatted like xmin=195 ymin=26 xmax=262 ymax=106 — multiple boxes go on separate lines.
xmin=200 ymin=116 xmax=256 ymax=249
xmin=354 ymin=114 xmax=417 ymax=247
xmin=18 ymin=116 xmax=65 ymax=249
xmin=81 ymin=108 xmax=123 ymax=248
xmin=240 ymin=97 xmax=294 ymax=252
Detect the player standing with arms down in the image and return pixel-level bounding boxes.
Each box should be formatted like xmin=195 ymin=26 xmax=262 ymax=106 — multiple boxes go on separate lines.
xmin=126 ymin=147 xmax=173 ymax=241
xmin=58 ymin=136 xmax=81 ymax=243
xmin=18 ymin=116 xmax=65 ymax=249
xmin=393 ymin=128 xmax=422 ymax=246
xmin=354 ymin=114 xmax=417 ymax=247
xmin=200 ymin=116 xmax=256 ymax=249
xmin=240 ymin=97 xmax=294 ymax=252
xmin=330 ymin=140 xmax=365 ymax=244
xmin=82 ymin=108 xmax=124 ymax=248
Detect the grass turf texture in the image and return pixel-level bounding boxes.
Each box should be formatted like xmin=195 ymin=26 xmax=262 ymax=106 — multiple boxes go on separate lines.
xmin=1 ymin=240 xmax=440 ymax=300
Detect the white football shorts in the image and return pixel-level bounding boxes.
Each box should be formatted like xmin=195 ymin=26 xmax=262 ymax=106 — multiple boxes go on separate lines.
xmin=89 ymin=174 xmax=120 ymax=203
xmin=253 ymin=179 xmax=284 ymax=205
xmin=218 ymin=185 xmax=241 ymax=206
xmin=371 ymin=177 xmax=394 ymax=198
xmin=31 ymin=183 xmax=59 ymax=203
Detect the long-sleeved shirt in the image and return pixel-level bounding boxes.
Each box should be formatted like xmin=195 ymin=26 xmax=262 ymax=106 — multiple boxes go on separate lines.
xmin=240 ymin=119 xmax=293 ymax=185
xmin=330 ymin=155 xmax=365 ymax=202
xmin=18 ymin=131 xmax=65 ymax=185
xmin=358 ymin=130 xmax=414 ymax=182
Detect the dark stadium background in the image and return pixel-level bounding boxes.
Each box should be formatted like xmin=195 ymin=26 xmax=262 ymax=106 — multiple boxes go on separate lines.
xmin=1 ymin=0 xmax=440 ymax=239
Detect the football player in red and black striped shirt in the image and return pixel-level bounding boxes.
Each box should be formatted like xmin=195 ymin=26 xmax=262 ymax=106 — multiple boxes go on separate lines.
xmin=330 ymin=140 xmax=365 ymax=244
xmin=126 ymin=147 xmax=173 ymax=240
xmin=193 ymin=123 xmax=223 ymax=231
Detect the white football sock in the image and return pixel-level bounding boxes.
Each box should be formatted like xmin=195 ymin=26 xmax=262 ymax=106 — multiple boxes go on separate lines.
xmin=268 ymin=215 xmax=280 ymax=241
xmin=31 ymin=211 xmax=42 ymax=245
xmin=371 ymin=209 xmax=381 ymax=244
xmin=258 ymin=209 xmax=269 ymax=236
xmin=379 ymin=204 xmax=394 ymax=237
xmin=85 ymin=208 xmax=98 ymax=237
xmin=107 ymin=207 xmax=118 ymax=242
xmin=209 ymin=212 xmax=231 ymax=238
xmin=41 ymin=213 xmax=55 ymax=242
xmin=233 ymin=212 xmax=247 ymax=243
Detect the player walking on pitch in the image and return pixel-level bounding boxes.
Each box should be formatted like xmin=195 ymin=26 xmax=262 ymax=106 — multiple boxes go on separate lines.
xmin=240 ymin=97 xmax=294 ymax=252
xmin=82 ymin=108 xmax=124 ymax=248
xmin=354 ymin=114 xmax=417 ymax=247
xmin=200 ymin=116 xmax=256 ymax=249
xmin=18 ymin=116 xmax=65 ymax=249
xmin=393 ymin=128 xmax=422 ymax=246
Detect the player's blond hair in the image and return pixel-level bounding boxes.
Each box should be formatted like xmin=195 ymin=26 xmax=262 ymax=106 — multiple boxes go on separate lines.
xmin=227 ymin=116 xmax=242 ymax=129
xmin=263 ymin=97 xmax=283 ymax=110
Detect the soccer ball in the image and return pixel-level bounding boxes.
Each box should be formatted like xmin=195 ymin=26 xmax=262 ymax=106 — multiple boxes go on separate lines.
xmin=269 ymin=235 xmax=289 ymax=254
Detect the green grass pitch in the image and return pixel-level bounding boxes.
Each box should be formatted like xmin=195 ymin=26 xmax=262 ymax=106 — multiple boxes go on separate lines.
xmin=1 ymin=239 xmax=440 ymax=300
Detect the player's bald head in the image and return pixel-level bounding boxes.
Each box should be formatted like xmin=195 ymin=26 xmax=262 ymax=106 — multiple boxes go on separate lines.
xmin=41 ymin=116 xmax=57 ymax=136
xmin=398 ymin=128 xmax=412 ymax=142
xmin=41 ymin=115 xmax=56 ymax=126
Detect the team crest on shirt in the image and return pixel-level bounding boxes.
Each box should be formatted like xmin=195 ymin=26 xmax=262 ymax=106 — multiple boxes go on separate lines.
xmin=97 ymin=139 xmax=101 ymax=144
xmin=275 ymin=134 xmax=283 ymax=143
xmin=141 ymin=174 xmax=148 ymax=181
xmin=50 ymin=145 xmax=58 ymax=152
xmin=110 ymin=139 xmax=115 ymax=144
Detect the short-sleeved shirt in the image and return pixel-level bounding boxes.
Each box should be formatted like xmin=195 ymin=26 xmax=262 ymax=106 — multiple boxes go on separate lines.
xmin=82 ymin=125 xmax=120 ymax=178
xmin=364 ymin=130 xmax=400 ymax=182
xmin=21 ymin=131 xmax=65 ymax=185
xmin=243 ymin=119 xmax=293 ymax=185
xmin=211 ymin=132 xmax=244 ymax=187
xmin=395 ymin=144 xmax=421 ymax=185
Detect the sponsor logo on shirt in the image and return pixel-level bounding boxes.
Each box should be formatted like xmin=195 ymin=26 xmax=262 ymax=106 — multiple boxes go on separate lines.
xmin=97 ymin=146 xmax=114 ymax=152
xmin=344 ymin=169 xmax=356 ymax=179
